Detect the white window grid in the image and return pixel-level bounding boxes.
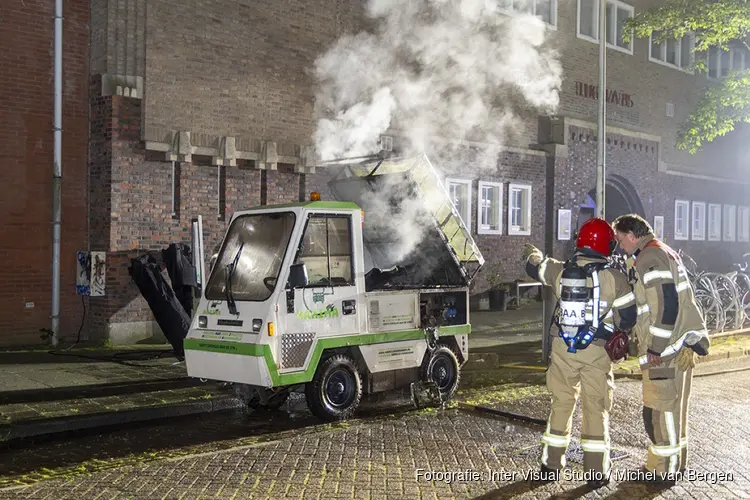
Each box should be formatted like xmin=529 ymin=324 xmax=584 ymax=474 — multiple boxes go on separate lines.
xmin=508 ymin=183 xmax=532 ymax=236
xmin=649 ymin=31 xmax=694 ymax=73
xmin=723 ymin=204 xmax=737 ymax=242
xmin=499 ymin=0 xmax=558 ymax=28
xmin=576 ymin=0 xmax=634 ymax=55
xmin=708 ymin=46 xmax=750 ymax=79
xmin=674 ymin=199 xmax=689 ymax=240
xmin=708 ymin=203 xmax=722 ymax=241
xmin=691 ymin=201 xmax=706 ymax=241
xmin=477 ymin=181 xmax=504 ymax=235
xmin=738 ymin=206 xmax=750 ymax=243
xmin=446 ymin=178 xmax=473 ymax=232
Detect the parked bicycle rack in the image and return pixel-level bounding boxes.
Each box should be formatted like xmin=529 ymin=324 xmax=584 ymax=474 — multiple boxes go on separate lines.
xmin=678 ymin=250 xmax=750 ymax=334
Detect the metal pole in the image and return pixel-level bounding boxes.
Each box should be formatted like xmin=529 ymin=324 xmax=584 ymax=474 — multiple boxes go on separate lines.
xmin=596 ymin=0 xmax=607 ymax=219
xmin=51 ymin=0 xmax=63 ymax=346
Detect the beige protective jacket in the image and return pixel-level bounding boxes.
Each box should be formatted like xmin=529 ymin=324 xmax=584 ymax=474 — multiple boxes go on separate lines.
xmin=630 ymin=235 xmax=710 ymax=374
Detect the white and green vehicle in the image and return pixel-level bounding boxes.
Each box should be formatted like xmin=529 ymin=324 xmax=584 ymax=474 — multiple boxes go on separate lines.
xmin=184 ymin=154 xmax=485 ymax=421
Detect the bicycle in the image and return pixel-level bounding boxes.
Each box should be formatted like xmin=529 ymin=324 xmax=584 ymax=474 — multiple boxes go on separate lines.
xmin=678 ymin=250 xmax=727 ymax=333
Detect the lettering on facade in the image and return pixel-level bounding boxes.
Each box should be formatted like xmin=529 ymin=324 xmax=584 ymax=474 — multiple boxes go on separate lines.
xmin=575 ymin=82 xmax=634 ymax=108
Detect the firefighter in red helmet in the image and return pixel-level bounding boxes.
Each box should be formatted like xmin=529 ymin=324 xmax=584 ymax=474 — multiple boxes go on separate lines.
xmin=522 ymin=217 xmax=637 ymax=489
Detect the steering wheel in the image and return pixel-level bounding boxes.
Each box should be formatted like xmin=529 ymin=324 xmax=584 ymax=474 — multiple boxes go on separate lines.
xmin=263 ymin=277 xmax=277 ymax=292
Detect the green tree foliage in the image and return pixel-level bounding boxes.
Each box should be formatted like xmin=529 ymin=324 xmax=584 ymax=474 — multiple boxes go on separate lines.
xmin=623 ymin=0 xmax=750 ymax=153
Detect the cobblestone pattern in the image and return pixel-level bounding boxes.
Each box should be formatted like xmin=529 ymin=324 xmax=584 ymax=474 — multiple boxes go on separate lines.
xmin=4 ymin=362 xmax=750 ymax=499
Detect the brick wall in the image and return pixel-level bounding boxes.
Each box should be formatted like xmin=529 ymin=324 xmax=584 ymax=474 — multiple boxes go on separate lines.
xmin=89 ymin=93 xmax=328 ymax=338
xmin=141 ymin=0 xmax=364 ymax=148
xmin=0 ymin=0 xmax=89 ymax=345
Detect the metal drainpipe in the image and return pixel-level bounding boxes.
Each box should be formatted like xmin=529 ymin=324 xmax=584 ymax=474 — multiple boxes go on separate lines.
xmin=51 ymin=0 xmax=63 ymax=347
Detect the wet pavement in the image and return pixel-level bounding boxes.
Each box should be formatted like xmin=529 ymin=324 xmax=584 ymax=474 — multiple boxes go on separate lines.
xmin=1 ymin=357 xmax=749 ymax=498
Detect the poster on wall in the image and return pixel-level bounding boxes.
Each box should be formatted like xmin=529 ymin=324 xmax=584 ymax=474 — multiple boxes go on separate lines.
xmin=557 ymin=209 xmax=572 ymax=240
xmin=90 ymin=251 xmax=106 ymax=297
xmin=653 ymin=216 xmax=664 ymax=240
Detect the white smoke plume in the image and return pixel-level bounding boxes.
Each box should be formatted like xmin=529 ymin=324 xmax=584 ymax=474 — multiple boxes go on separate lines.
xmin=313 ymin=0 xmax=563 ymax=275
xmin=312 ymin=0 xmax=563 ymax=167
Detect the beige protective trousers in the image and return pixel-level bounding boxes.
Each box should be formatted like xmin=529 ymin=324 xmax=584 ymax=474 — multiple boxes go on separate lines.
xmin=642 ymin=365 xmax=693 ymax=474
xmin=542 ymin=337 xmax=614 ymax=475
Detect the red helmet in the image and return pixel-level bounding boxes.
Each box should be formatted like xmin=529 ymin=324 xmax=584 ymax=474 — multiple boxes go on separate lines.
xmin=576 ymin=217 xmax=616 ymax=256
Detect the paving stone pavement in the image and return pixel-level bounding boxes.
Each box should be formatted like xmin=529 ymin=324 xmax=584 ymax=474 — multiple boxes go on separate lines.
xmin=2 ymin=360 xmax=750 ymax=499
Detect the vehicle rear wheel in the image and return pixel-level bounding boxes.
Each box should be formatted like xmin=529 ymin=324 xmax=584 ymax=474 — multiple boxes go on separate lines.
xmin=305 ymin=354 xmax=363 ymax=421
xmin=420 ymin=345 xmax=461 ymax=401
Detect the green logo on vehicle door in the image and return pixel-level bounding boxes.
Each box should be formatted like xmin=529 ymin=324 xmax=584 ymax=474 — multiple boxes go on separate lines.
xmin=297 ymin=304 xmax=339 ymax=320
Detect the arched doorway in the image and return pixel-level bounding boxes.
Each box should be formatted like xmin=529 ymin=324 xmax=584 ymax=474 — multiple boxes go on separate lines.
xmin=576 ymin=175 xmax=645 ymax=232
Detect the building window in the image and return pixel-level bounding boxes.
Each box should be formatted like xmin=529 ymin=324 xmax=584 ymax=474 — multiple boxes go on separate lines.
xmin=691 ymin=202 xmax=706 ymax=241
xmin=477 ymin=181 xmax=503 ymax=235
xmin=723 ymin=204 xmax=737 ymax=242
xmin=708 ymin=46 xmax=750 ymax=79
xmin=649 ymin=31 xmax=693 ymax=71
xmin=577 ymin=0 xmax=634 ymax=54
xmin=708 ymin=203 xmax=722 ymax=241
xmin=508 ymin=183 xmax=532 ymax=236
xmin=446 ymin=178 xmax=472 ymax=231
xmin=738 ymin=206 xmax=750 ymax=243
xmin=674 ymin=199 xmax=689 ymax=240
xmin=500 ymin=0 xmax=557 ymax=27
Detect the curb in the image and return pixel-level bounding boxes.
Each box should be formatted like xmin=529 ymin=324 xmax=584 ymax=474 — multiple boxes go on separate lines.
xmin=0 ymin=395 xmax=244 ymax=444
xmin=0 ymin=377 xmax=203 ymax=405
xmin=462 ymin=345 xmax=750 ymax=384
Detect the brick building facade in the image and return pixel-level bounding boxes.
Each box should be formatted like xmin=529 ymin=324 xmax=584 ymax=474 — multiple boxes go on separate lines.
xmin=3 ymin=0 xmax=750 ymax=345
xmin=0 ymin=0 xmax=90 ymax=345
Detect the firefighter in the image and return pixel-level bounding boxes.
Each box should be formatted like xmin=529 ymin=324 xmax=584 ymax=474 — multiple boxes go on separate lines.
xmin=523 ymin=217 xmax=637 ymax=489
xmin=612 ymin=214 xmax=709 ymax=483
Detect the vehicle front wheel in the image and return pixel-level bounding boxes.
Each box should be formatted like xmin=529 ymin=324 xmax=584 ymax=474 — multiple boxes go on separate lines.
xmin=420 ymin=345 xmax=461 ymax=401
xmin=305 ymin=354 xmax=363 ymax=421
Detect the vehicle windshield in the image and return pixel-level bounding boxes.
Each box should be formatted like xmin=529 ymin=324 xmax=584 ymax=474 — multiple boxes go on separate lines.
xmin=205 ymin=212 xmax=296 ymax=303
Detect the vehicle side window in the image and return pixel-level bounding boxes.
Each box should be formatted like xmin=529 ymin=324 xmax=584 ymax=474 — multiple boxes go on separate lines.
xmin=295 ymin=215 xmax=354 ymax=286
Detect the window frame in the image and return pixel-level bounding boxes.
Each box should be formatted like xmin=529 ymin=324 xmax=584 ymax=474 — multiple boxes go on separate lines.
xmin=576 ymin=0 xmax=635 ymax=55
xmin=738 ymin=205 xmax=750 ymax=243
xmin=499 ymin=0 xmax=558 ymax=28
xmin=708 ymin=203 xmax=722 ymax=241
xmin=648 ymin=31 xmax=695 ymax=73
xmin=723 ymin=204 xmax=737 ymax=242
xmin=691 ymin=201 xmax=706 ymax=241
xmin=445 ymin=177 xmax=473 ymax=233
xmin=477 ymin=180 xmax=504 ymax=235
xmin=674 ymin=199 xmax=690 ymax=241
xmin=508 ymin=182 xmax=533 ymax=236
xmin=707 ymin=46 xmax=750 ymax=80
xmin=294 ymin=214 xmax=356 ymax=288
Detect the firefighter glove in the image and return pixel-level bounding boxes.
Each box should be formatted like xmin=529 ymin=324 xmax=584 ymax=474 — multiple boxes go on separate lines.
xmin=676 ymin=348 xmax=697 ymax=371
xmin=523 ymin=244 xmax=543 ymax=265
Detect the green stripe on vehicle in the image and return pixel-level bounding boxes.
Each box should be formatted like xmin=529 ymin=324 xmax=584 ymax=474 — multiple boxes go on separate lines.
xmin=184 ymin=324 xmax=470 ymax=386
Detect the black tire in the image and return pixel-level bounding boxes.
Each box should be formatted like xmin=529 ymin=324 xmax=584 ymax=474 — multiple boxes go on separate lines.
xmin=247 ymin=388 xmax=290 ymax=411
xmin=305 ymin=354 xmax=363 ymax=421
xmin=420 ymin=345 xmax=461 ymax=401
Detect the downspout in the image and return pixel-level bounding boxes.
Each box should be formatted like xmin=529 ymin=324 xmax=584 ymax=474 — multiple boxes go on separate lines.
xmin=51 ymin=0 xmax=63 ymax=346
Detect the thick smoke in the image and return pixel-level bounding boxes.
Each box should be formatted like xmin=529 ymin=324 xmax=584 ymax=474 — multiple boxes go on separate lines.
xmin=312 ymin=0 xmax=562 ymax=275
xmin=312 ymin=0 xmax=563 ymax=166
